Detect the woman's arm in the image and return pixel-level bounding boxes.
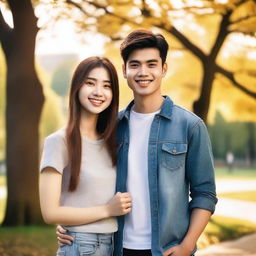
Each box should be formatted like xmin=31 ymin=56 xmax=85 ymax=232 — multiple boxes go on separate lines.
xmin=39 ymin=168 xmax=132 ymax=225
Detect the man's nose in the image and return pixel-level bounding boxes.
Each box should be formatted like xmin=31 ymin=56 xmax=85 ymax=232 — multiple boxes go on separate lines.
xmin=138 ymin=65 xmax=148 ymax=76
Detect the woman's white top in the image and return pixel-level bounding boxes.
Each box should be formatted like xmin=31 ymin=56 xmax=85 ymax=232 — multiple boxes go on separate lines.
xmin=40 ymin=128 xmax=117 ymax=233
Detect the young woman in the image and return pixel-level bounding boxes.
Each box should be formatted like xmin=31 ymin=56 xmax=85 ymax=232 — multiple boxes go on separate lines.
xmin=39 ymin=57 xmax=132 ymax=256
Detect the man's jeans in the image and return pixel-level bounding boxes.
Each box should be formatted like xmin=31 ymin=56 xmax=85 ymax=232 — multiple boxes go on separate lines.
xmin=56 ymin=232 xmax=113 ymax=256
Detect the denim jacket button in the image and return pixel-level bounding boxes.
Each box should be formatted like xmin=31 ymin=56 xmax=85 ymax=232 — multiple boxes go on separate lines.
xmin=172 ymin=149 xmax=177 ymax=153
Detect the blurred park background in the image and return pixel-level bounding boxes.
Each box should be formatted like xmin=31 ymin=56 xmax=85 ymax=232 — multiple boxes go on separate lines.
xmin=0 ymin=0 xmax=256 ymax=255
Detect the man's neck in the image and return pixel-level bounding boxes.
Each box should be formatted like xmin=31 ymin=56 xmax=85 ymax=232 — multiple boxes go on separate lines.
xmin=133 ymin=94 xmax=164 ymax=113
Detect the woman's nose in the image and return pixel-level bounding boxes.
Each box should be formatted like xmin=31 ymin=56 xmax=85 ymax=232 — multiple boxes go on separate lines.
xmin=93 ymin=84 xmax=103 ymax=96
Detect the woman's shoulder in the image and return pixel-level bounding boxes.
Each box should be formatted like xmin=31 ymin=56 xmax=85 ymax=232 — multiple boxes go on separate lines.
xmin=45 ymin=127 xmax=67 ymax=144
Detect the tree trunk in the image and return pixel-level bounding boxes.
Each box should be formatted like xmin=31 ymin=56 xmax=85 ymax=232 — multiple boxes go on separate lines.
xmin=247 ymin=122 xmax=255 ymax=167
xmin=193 ymin=60 xmax=215 ymax=123
xmin=1 ymin=0 xmax=45 ymax=225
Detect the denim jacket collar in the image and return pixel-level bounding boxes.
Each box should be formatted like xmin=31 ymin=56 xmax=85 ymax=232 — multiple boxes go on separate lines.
xmin=119 ymin=96 xmax=174 ymax=121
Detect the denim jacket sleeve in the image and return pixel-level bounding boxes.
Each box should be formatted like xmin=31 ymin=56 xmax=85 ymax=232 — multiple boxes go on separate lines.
xmin=186 ymin=120 xmax=218 ymax=213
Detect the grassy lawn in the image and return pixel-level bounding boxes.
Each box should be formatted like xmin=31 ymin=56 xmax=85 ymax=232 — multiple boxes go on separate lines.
xmin=198 ymin=215 xmax=256 ymax=249
xmin=0 ymin=216 xmax=255 ymax=255
xmin=218 ymin=190 xmax=256 ymax=202
xmin=0 ymin=168 xmax=256 ymax=255
xmin=0 ymin=225 xmax=57 ymax=256
xmin=215 ymin=167 xmax=256 ymax=180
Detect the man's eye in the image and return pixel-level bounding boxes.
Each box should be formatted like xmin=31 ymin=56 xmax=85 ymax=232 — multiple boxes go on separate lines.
xmin=149 ymin=63 xmax=157 ymax=67
xmin=130 ymin=64 xmax=139 ymax=68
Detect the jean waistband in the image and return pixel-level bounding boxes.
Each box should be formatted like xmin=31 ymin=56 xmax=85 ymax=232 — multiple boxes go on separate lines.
xmin=67 ymin=231 xmax=113 ymax=243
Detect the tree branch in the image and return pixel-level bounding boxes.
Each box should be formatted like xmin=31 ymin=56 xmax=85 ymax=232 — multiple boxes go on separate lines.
xmin=160 ymin=25 xmax=207 ymax=61
xmin=209 ymin=9 xmax=232 ymax=62
xmin=232 ymin=14 xmax=256 ymax=24
xmin=66 ymin=0 xmax=113 ymax=19
xmin=216 ymin=64 xmax=256 ymax=98
xmin=7 ymin=0 xmax=38 ymax=35
xmin=66 ymin=0 xmax=140 ymax=27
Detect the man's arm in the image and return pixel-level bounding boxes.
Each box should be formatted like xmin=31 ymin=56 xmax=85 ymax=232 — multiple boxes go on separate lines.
xmin=163 ymin=208 xmax=211 ymax=256
xmin=164 ymin=120 xmax=217 ymax=256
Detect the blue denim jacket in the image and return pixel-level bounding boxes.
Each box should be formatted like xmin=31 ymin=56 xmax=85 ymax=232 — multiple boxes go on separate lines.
xmin=113 ymin=96 xmax=217 ymax=256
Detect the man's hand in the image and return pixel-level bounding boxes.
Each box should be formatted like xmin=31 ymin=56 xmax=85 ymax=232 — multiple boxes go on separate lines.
xmin=56 ymin=225 xmax=74 ymax=245
xmin=163 ymin=243 xmax=193 ymax=256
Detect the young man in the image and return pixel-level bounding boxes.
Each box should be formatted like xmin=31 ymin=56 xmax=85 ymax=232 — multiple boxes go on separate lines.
xmin=57 ymin=30 xmax=218 ymax=256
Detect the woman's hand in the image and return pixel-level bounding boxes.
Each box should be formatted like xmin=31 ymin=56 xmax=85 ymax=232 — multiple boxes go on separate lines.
xmin=106 ymin=192 xmax=132 ymax=216
xmin=56 ymin=225 xmax=73 ymax=245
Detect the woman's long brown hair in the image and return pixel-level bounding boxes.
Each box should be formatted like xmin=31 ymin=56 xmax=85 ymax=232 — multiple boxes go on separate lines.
xmin=66 ymin=57 xmax=119 ymax=191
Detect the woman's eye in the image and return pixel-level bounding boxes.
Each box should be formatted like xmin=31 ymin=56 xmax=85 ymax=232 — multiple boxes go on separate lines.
xmin=85 ymin=81 xmax=94 ymax=86
xmin=104 ymin=84 xmax=112 ymax=88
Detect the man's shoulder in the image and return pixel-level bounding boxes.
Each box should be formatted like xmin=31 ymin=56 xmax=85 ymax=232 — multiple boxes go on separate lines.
xmin=118 ymin=109 xmax=126 ymax=122
xmin=172 ymin=104 xmax=202 ymax=123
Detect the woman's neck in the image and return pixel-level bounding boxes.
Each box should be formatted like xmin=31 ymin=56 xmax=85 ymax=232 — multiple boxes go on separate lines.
xmin=80 ymin=111 xmax=100 ymax=140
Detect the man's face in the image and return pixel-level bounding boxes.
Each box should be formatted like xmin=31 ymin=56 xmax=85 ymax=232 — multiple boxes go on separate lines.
xmin=123 ymin=48 xmax=167 ymax=98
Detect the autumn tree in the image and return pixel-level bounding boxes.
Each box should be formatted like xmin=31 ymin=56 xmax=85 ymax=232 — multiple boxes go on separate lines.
xmin=52 ymin=0 xmax=256 ymax=123
xmin=0 ymin=0 xmax=44 ymax=225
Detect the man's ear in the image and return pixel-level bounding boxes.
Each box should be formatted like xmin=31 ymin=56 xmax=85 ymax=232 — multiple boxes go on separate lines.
xmin=162 ymin=62 xmax=167 ymax=77
xmin=122 ymin=63 xmax=127 ymax=79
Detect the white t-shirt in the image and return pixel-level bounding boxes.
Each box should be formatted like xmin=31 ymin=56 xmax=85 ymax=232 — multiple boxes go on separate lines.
xmin=40 ymin=128 xmax=117 ymax=233
xmin=123 ymin=109 xmax=160 ymax=249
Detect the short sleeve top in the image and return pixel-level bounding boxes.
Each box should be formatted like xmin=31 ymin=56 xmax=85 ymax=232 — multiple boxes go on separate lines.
xmin=40 ymin=128 xmax=117 ymax=233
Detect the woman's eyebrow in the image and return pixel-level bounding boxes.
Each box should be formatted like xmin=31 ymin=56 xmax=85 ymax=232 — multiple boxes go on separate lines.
xmin=86 ymin=77 xmax=111 ymax=83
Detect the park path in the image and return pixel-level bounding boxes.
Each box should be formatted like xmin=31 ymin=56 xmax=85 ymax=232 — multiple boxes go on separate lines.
xmin=214 ymin=179 xmax=256 ymax=223
xmin=1 ymin=178 xmax=256 ymax=256
xmin=196 ymin=179 xmax=256 ymax=256
xmin=197 ymin=233 xmax=256 ymax=256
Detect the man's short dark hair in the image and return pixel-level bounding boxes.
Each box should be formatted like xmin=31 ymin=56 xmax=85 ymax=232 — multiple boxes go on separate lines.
xmin=120 ymin=29 xmax=169 ymax=65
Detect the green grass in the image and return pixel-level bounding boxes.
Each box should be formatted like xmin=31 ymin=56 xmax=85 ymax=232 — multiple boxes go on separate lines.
xmin=215 ymin=167 xmax=256 ymax=180
xmin=0 ymin=216 xmax=255 ymax=255
xmin=0 ymin=225 xmax=57 ymax=256
xmin=198 ymin=215 xmax=256 ymax=249
xmin=0 ymin=169 xmax=255 ymax=254
xmin=218 ymin=190 xmax=256 ymax=202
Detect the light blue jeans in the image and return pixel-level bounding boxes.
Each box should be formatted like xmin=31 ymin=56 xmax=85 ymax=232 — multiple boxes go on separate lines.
xmin=56 ymin=232 xmax=113 ymax=256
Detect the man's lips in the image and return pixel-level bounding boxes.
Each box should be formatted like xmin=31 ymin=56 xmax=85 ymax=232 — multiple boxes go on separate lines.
xmin=135 ymin=80 xmax=153 ymax=86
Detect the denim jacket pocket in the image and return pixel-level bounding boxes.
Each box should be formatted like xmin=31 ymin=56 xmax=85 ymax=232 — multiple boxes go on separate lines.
xmin=161 ymin=143 xmax=187 ymax=170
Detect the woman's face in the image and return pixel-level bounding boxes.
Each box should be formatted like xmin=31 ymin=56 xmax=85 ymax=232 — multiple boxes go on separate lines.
xmin=78 ymin=67 xmax=113 ymax=115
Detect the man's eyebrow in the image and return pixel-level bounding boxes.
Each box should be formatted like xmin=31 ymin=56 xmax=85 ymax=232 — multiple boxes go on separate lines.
xmin=128 ymin=59 xmax=159 ymax=64
xmin=86 ymin=77 xmax=111 ymax=83
xmin=147 ymin=59 xmax=158 ymax=63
